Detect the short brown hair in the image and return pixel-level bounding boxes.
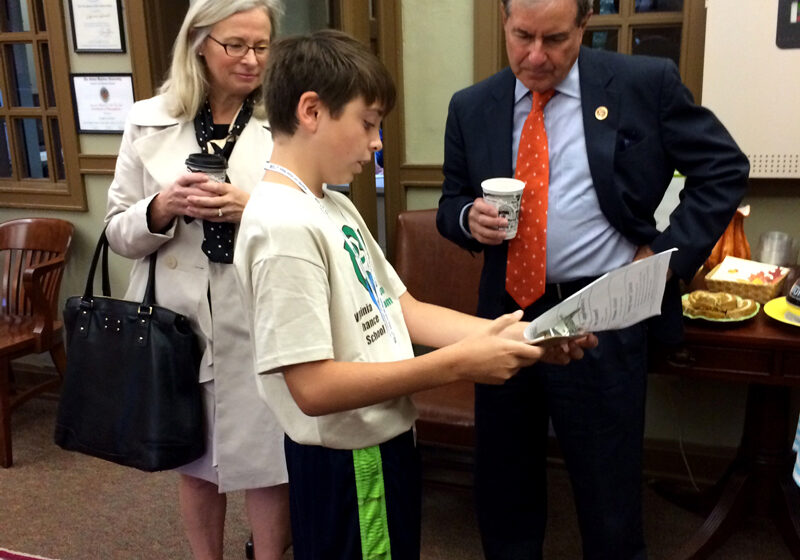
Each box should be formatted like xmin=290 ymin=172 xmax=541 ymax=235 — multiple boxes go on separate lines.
xmin=264 ymin=29 xmax=396 ymax=136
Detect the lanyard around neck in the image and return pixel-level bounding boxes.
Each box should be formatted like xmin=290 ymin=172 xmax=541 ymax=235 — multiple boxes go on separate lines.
xmin=264 ymin=162 xmax=398 ymax=345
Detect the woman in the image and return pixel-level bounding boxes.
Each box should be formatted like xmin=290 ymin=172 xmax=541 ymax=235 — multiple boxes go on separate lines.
xmin=104 ymin=1 xmax=289 ymax=559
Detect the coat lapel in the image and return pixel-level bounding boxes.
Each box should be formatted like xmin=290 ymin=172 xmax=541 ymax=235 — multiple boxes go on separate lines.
xmin=134 ymin=123 xmax=197 ymax=190
xmin=227 ymin=122 xmax=272 ymax=193
xmin=578 ymin=47 xmax=620 ymax=221
xmin=132 ymin=96 xmax=271 ymax=195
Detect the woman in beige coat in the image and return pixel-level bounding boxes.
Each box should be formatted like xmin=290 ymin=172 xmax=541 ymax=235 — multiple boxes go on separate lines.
xmin=104 ymin=1 xmax=288 ymax=558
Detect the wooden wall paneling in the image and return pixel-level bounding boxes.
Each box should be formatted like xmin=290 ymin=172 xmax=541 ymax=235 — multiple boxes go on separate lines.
xmin=124 ymin=0 xmax=154 ymax=101
xmin=683 ymin=0 xmax=706 ymax=103
xmin=124 ymin=0 xmax=188 ymax=101
xmin=142 ymin=0 xmax=188 ymax=90
xmin=334 ymin=0 xmax=379 ymax=239
xmin=78 ymin=154 xmax=117 ymax=175
xmin=474 ymin=0 xmax=505 ymax=82
xmin=376 ymin=0 xmax=404 ymax=260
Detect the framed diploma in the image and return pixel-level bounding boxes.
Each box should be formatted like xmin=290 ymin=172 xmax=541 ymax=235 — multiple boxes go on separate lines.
xmin=68 ymin=0 xmax=126 ymax=53
xmin=70 ymin=74 xmax=135 ymax=134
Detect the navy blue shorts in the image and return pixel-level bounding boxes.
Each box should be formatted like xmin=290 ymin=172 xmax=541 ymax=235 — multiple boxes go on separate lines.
xmin=284 ymin=429 xmax=421 ymax=560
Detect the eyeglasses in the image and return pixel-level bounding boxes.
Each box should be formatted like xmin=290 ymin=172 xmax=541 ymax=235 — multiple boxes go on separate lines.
xmin=207 ymin=35 xmax=269 ymax=58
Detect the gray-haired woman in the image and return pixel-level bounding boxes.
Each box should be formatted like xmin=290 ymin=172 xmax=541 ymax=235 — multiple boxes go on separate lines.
xmin=104 ymin=1 xmax=289 ymax=558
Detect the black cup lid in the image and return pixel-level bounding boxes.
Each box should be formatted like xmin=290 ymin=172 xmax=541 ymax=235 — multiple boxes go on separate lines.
xmin=788 ymin=278 xmax=800 ymax=308
xmin=185 ymin=152 xmax=227 ymax=171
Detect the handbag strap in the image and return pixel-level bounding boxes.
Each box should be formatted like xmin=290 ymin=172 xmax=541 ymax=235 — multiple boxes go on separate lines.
xmin=84 ymin=227 xmax=158 ymax=306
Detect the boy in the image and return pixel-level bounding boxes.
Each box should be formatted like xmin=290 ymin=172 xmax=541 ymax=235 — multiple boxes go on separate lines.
xmin=234 ymin=30 xmax=594 ymax=560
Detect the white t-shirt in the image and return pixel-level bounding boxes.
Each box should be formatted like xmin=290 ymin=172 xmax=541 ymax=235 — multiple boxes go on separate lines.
xmin=234 ymin=181 xmax=418 ymax=449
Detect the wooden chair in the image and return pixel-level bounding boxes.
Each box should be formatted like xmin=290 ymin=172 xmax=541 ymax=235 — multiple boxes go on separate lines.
xmin=393 ymin=209 xmax=482 ymax=483
xmin=0 ymin=217 xmax=74 ymax=467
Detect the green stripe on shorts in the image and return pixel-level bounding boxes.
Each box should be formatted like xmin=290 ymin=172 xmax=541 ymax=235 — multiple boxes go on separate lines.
xmin=352 ymin=445 xmax=392 ymax=560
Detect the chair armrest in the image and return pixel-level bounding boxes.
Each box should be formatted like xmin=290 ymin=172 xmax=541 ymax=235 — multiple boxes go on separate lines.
xmin=22 ymin=255 xmax=66 ymax=351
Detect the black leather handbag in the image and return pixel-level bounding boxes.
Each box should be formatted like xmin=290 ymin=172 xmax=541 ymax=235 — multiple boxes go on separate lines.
xmin=54 ymin=230 xmax=204 ymax=472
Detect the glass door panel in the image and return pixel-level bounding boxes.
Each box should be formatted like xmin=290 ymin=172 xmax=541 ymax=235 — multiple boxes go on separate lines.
xmin=634 ymin=0 xmax=684 ymax=13
xmin=4 ymin=43 xmax=39 ymax=107
xmin=282 ymin=0 xmax=332 ymax=35
xmin=584 ymin=28 xmax=619 ymax=51
xmin=593 ymin=0 xmax=620 ymax=15
xmin=2 ymin=0 xmax=30 ymax=32
xmin=14 ymin=117 xmax=47 ymax=178
xmin=631 ymin=25 xmax=681 ymax=66
xmin=0 ymin=119 xmax=12 ymax=178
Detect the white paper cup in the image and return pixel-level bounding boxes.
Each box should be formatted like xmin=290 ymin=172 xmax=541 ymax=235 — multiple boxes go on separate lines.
xmin=481 ymin=178 xmax=526 ymax=239
xmin=755 ymin=231 xmax=794 ymax=266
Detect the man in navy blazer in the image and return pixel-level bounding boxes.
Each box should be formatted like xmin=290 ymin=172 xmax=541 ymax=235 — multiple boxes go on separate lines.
xmin=437 ymin=0 xmax=749 ymax=558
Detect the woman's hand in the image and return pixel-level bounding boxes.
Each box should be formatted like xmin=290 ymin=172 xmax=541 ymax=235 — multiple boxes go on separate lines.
xmin=185 ymin=179 xmax=251 ymax=223
xmin=149 ymin=172 xmax=211 ymax=232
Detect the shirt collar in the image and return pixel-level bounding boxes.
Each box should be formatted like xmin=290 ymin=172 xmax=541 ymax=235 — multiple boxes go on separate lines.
xmin=513 ymin=56 xmax=581 ymax=103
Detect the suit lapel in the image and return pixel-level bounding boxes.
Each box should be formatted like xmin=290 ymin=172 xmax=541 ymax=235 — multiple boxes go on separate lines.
xmin=578 ymin=47 xmax=620 ymax=221
xmin=484 ymin=68 xmax=516 ymax=180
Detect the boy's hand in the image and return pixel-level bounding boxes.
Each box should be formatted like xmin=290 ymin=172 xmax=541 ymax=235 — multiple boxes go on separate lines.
xmin=454 ymin=310 xmax=544 ymax=385
xmin=499 ymin=317 xmax=599 ymax=365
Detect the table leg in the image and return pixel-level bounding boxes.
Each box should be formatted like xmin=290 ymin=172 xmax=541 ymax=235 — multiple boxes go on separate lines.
xmin=670 ymin=469 xmax=750 ymax=559
xmin=666 ymin=384 xmax=794 ymax=559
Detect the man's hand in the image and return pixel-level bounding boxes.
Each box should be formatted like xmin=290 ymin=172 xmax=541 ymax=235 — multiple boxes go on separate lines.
xmin=538 ymin=334 xmax=599 ymax=365
xmin=634 ymin=244 xmax=672 ymax=279
xmin=468 ymin=198 xmax=508 ymax=245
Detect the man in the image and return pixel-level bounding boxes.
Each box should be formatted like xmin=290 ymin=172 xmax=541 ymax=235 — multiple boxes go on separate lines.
xmin=436 ymin=0 xmax=749 ymax=558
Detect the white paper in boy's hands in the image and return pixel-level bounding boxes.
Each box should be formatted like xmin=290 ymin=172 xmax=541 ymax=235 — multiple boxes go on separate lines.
xmin=524 ymin=248 xmax=677 ymax=344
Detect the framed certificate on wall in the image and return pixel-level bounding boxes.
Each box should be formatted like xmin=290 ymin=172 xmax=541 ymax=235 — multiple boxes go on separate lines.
xmin=68 ymin=0 xmax=126 ymax=53
xmin=70 ymin=74 xmax=134 ymax=134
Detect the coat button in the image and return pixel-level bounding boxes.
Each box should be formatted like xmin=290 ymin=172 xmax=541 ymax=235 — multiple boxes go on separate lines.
xmin=164 ymin=255 xmax=178 ymax=269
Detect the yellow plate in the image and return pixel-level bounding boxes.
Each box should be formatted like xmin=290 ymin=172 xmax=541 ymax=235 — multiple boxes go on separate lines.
xmin=681 ymin=294 xmax=760 ymax=323
xmin=764 ymin=297 xmax=800 ymax=327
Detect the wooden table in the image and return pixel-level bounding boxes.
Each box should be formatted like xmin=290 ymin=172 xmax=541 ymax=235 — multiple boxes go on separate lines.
xmin=650 ymin=311 xmax=800 ymax=559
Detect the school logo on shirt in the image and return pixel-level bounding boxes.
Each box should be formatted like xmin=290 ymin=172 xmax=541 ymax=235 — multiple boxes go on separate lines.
xmin=342 ymin=225 xmax=394 ymax=345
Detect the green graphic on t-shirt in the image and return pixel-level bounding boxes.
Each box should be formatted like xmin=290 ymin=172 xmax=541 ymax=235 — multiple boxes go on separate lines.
xmin=343 ymin=225 xmax=394 ymax=346
xmin=342 ymin=225 xmax=370 ymax=294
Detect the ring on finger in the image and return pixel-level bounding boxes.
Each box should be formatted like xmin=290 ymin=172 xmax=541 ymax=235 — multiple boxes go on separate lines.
xmin=218 ymin=208 xmax=223 ymax=218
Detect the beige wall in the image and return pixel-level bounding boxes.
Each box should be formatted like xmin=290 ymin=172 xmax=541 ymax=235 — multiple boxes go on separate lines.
xmin=402 ymin=0 xmax=473 ymax=164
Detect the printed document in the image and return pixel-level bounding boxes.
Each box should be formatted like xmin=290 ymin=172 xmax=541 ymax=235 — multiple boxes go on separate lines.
xmin=525 ymin=249 xmax=677 ymax=343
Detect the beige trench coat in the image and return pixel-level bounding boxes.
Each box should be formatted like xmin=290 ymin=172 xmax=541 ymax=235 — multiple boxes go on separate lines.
xmin=105 ymin=95 xmax=287 ymax=492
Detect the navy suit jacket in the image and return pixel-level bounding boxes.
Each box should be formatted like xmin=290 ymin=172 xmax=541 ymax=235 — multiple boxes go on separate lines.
xmin=437 ymin=47 xmax=749 ymax=339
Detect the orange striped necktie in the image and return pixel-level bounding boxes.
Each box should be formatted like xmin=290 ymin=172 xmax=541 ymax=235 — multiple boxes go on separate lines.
xmin=506 ymin=89 xmax=555 ymax=309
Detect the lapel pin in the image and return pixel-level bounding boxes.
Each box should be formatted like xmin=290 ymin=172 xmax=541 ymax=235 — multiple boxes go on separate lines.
xmin=595 ymin=106 xmax=608 ymax=120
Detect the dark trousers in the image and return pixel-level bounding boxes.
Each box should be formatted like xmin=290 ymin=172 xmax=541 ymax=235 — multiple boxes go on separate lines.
xmin=285 ymin=430 xmax=421 ymax=560
xmin=475 ymin=287 xmax=648 ymax=560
